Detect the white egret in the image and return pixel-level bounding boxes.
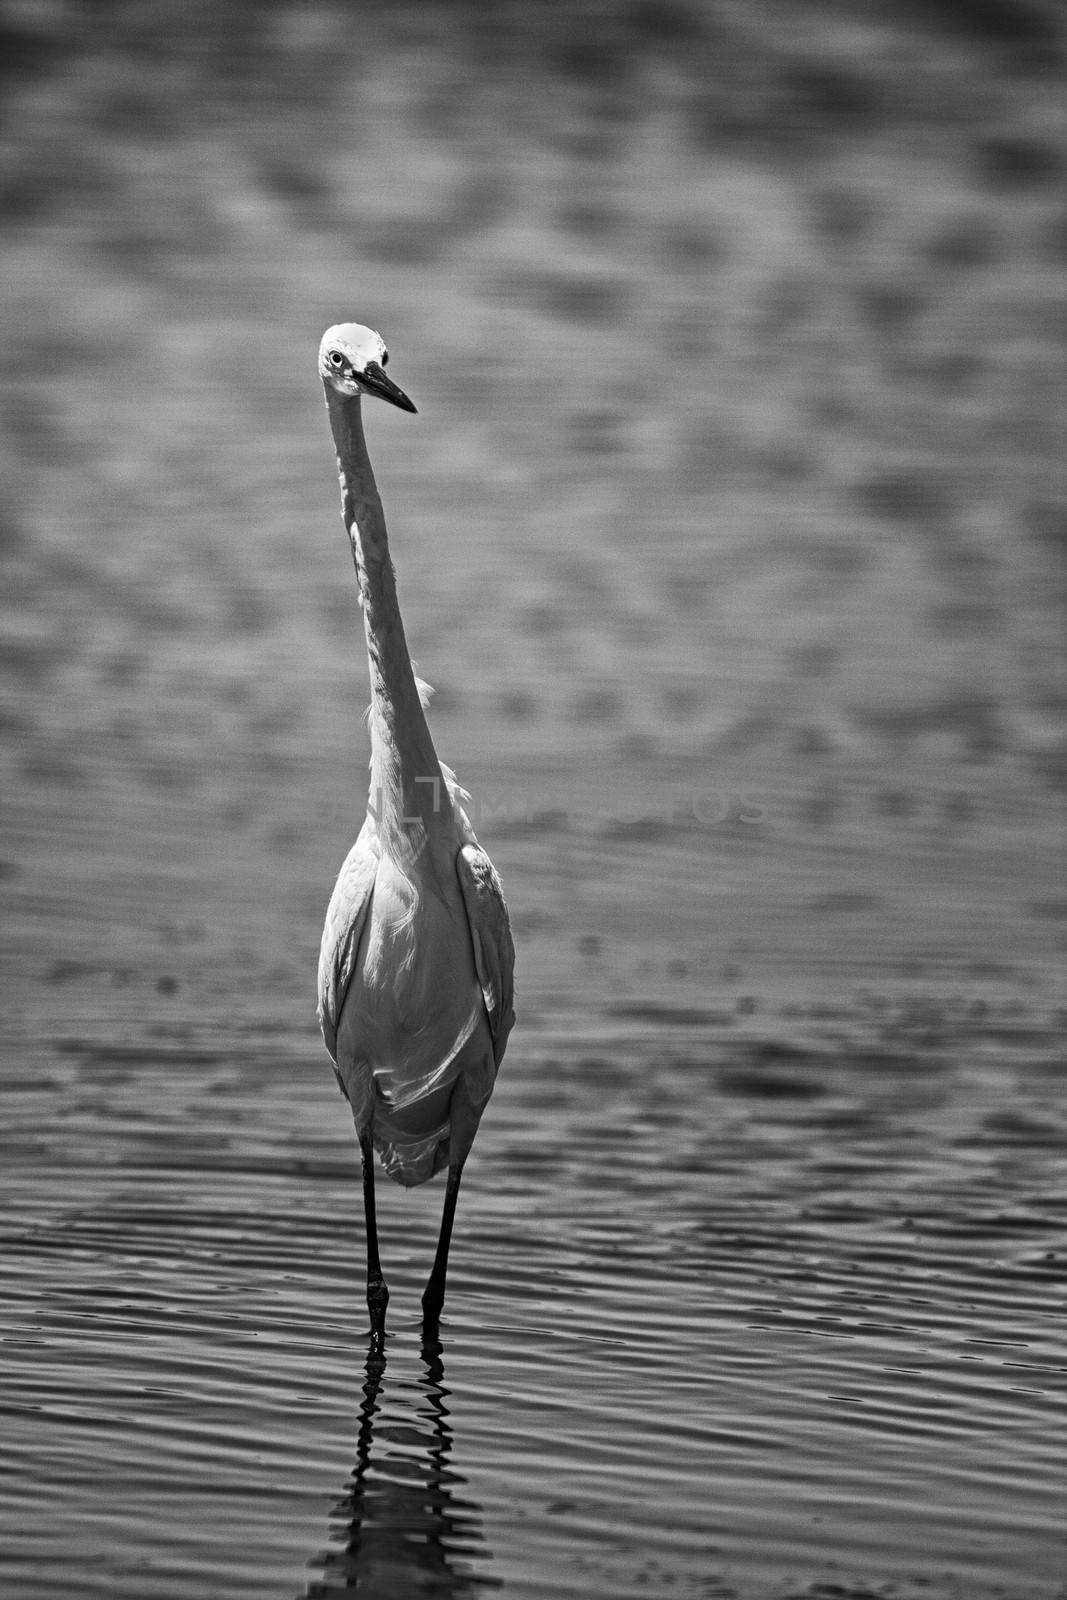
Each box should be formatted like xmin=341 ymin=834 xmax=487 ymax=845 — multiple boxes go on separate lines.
xmin=315 ymin=323 xmax=515 ymax=1342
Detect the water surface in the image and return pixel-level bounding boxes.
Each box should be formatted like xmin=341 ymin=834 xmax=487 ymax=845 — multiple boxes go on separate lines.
xmin=2 ymin=871 xmax=1064 ymax=1600
xmin=2 ymin=4 xmax=1066 ymax=1593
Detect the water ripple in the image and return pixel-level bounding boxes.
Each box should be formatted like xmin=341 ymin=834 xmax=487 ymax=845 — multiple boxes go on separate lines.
xmin=1 ymin=1001 xmax=1065 ymax=1598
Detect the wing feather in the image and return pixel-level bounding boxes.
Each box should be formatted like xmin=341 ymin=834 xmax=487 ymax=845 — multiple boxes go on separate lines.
xmin=456 ymin=843 xmax=515 ymax=1069
xmin=317 ymin=817 xmax=379 ymax=1062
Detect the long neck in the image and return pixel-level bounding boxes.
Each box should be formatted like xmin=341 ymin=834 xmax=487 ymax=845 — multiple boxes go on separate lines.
xmin=325 ymin=383 xmax=448 ymax=851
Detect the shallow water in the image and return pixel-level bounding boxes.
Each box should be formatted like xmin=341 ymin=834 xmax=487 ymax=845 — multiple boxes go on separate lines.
xmin=2 ymin=471 xmax=1065 ymax=1600
xmin=2 ymin=798 xmax=1065 ymax=1600
xmin=2 ymin=6 xmax=1067 ymax=1592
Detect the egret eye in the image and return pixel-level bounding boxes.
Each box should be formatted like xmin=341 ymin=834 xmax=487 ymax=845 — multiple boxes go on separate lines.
xmin=380 ymin=351 xmax=388 ymax=367
xmin=329 ymin=351 xmax=345 ymax=368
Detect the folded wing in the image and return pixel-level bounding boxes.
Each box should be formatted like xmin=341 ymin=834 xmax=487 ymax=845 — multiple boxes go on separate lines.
xmin=455 ymin=843 xmax=516 ymax=1070
xmin=317 ymin=815 xmax=379 ymax=1063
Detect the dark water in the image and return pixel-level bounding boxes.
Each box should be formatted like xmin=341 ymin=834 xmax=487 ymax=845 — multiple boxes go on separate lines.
xmin=2 ymin=762 xmax=1065 ymax=1598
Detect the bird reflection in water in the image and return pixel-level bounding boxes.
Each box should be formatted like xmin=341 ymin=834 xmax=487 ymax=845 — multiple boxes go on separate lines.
xmin=302 ymin=1336 xmax=500 ymax=1597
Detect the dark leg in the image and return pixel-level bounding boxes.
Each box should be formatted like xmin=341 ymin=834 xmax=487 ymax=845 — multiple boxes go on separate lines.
xmin=359 ymin=1129 xmax=388 ymax=1346
xmin=421 ymin=1159 xmax=465 ymax=1331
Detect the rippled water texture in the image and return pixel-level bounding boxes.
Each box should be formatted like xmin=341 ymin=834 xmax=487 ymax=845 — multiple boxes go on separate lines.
xmin=3 ymin=870 xmax=1065 ymax=1599
xmin=2 ymin=3 xmax=1067 ymax=1597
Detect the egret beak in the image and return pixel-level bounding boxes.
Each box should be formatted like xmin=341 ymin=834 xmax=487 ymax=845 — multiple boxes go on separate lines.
xmin=359 ymin=361 xmax=418 ymax=414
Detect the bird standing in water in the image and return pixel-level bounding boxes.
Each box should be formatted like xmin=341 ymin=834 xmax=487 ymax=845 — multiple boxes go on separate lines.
xmin=315 ymin=323 xmax=515 ymax=1344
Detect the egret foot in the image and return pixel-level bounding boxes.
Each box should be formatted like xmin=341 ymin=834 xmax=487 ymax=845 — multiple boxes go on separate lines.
xmin=420 ymin=1283 xmax=444 ymax=1335
xmin=367 ymin=1276 xmax=389 ymax=1348
xmin=359 ymin=1132 xmax=389 ymax=1343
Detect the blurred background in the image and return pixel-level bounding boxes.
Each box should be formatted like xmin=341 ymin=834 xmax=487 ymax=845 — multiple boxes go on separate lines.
xmin=1 ymin=0 xmax=1065 ymax=1057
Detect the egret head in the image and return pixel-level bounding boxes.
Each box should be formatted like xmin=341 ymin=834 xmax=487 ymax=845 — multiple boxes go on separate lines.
xmin=319 ymin=323 xmax=417 ymax=414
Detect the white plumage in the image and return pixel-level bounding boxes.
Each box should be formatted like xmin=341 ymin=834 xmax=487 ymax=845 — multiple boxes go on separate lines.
xmin=315 ymin=323 xmax=515 ymax=1340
